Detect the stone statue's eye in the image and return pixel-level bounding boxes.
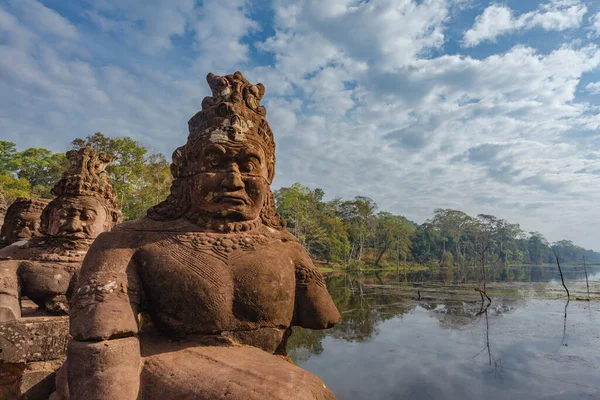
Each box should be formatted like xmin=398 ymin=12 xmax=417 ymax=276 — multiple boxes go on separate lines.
xmin=240 ymin=156 xmax=260 ymax=172
xmin=206 ymin=152 xmax=222 ymax=168
xmin=241 ymin=161 xmax=256 ymax=172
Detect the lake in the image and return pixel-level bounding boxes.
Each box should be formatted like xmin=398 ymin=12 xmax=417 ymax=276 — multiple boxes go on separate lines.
xmin=289 ymin=265 xmax=600 ymax=400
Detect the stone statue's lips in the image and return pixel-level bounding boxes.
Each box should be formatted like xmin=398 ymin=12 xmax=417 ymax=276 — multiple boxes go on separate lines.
xmin=216 ymin=194 xmax=249 ymax=205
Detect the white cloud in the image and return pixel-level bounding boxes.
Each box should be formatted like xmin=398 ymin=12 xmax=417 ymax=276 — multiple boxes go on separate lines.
xmin=8 ymin=0 xmax=78 ymax=40
xmin=1 ymin=0 xmax=600 ymax=249
xmin=252 ymin=0 xmax=600 ymax=248
xmin=589 ymin=12 xmax=600 ymax=38
xmin=586 ymin=81 xmax=600 ymax=94
xmin=463 ymin=0 xmax=587 ymax=47
xmin=85 ymin=0 xmax=195 ymax=53
xmin=83 ymin=0 xmax=259 ymax=73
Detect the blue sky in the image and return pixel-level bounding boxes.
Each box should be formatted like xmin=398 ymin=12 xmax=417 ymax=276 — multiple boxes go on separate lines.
xmin=1 ymin=0 xmax=600 ymax=249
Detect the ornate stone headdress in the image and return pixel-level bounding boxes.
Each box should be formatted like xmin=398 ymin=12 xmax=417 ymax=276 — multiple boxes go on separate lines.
xmin=52 ymin=147 xmax=118 ymax=206
xmin=40 ymin=146 xmax=122 ymax=233
xmin=4 ymin=197 xmax=49 ymax=217
xmin=149 ymin=72 xmax=285 ymax=230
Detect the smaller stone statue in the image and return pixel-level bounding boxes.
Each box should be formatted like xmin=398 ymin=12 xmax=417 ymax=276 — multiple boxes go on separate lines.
xmin=0 ymin=146 xmax=122 ymax=322
xmin=0 ymin=197 xmax=50 ymax=248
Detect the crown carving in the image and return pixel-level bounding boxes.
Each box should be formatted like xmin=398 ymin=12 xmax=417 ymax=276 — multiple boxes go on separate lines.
xmin=52 ymin=146 xmax=118 ymax=209
xmin=177 ymin=72 xmax=276 ymax=181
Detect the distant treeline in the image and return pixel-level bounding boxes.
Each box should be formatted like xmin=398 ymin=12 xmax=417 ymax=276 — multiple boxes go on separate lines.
xmin=273 ymin=183 xmax=600 ymax=268
xmin=1 ymin=136 xmax=597 ymax=267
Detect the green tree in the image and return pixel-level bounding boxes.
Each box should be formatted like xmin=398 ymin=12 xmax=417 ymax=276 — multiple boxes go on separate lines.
xmin=340 ymin=196 xmax=377 ymax=260
xmin=0 ymin=141 xmax=18 ymax=173
xmin=0 ymin=141 xmax=66 ymax=199
xmin=14 ymin=148 xmax=67 ymax=196
xmin=430 ymin=208 xmax=473 ymax=265
xmin=374 ymin=212 xmax=414 ymax=267
xmin=0 ymin=174 xmax=31 ymax=204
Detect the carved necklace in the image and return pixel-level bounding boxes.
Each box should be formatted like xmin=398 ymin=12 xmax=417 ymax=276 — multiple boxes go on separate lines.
xmin=186 ymin=215 xmax=262 ymax=233
xmin=28 ymin=237 xmax=94 ymax=262
xmin=167 ymin=220 xmax=279 ymax=262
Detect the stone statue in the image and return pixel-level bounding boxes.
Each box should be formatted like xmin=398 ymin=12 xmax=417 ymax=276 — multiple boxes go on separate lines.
xmin=0 ymin=197 xmax=50 ymax=248
xmin=0 ymin=191 xmax=7 ymax=229
xmin=0 ymin=146 xmax=122 ymax=322
xmin=60 ymin=72 xmax=341 ymax=400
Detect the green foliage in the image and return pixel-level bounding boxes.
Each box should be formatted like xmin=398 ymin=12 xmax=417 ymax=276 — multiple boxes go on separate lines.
xmin=440 ymin=251 xmax=454 ymax=268
xmin=0 ymin=140 xmax=66 ymax=202
xmin=0 ymin=174 xmax=31 ymax=204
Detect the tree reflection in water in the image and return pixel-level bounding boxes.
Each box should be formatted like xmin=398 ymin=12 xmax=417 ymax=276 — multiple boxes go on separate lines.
xmin=288 ymin=265 xmax=596 ymax=361
xmin=288 ymin=271 xmax=520 ymax=361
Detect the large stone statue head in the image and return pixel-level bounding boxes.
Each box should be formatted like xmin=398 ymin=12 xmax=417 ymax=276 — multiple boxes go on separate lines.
xmin=40 ymin=146 xmax=122 ymax=239
xmin=0 ymin=197 xmax=50 ymax=245
xmin=149 ymin=71 xmax=284 ymax=232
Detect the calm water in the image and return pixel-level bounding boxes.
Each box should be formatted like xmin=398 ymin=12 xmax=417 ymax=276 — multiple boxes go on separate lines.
xmin=289 ymin=266 xmax=600 ymax=400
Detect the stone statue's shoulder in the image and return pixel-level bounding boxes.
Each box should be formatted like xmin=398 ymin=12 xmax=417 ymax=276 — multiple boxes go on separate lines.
xmin=278 ymin=228 xmax=298 ymax=242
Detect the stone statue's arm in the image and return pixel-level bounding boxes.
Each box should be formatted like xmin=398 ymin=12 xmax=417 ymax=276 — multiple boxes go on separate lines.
xmin=291 ymin=243 xmax=341 ymax=329
xmin=67 ymin=232 xmax=142 ymax=400
xmin=0 ymin=260 xmax=21 ymax=322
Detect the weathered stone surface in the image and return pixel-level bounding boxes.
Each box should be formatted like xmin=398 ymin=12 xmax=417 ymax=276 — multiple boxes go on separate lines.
xmin=0 ymin=317 xmax=68 ymax=400
xmin=139 ymin=344 xmax=336 ymax=400
xmin=63 ymin=72 xmax=341 ymax=400
xmin=0 ymin=316 xmax=69 ymax=363
xmin=0 ymin=148 xmax=122 ymax=398
xmin=0 ymin=362 xmax=25 ymax=399
xmin=21 ymin=359 xmax=65 ymax=400
xmin=0 ymin=197 xmax=50 ymax=248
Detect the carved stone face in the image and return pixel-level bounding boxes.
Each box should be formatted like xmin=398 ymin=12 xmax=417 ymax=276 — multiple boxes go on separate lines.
xmin=189 ymin=140 xmax=269 ymax=222
xmin=4 ymin=208 xmax=43 ymax=243
xmin=44 ymin=196 xmax=109 ymax=239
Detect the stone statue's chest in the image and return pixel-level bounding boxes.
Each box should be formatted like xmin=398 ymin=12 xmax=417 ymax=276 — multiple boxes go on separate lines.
xmin=137 ymin=232 xmax=296 ymax=333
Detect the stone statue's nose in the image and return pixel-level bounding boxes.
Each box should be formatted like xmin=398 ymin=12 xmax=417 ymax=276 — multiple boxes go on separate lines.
xmin=63 ymin=217 xmax=83 ymax=233
xmin=221 ymin=167 xmax=244 ymax=190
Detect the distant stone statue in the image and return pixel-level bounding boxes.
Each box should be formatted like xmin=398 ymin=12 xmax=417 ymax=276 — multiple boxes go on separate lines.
xmin=60 ymin=72 xmax=341 ymax=400
xmin=0 ymin=197 xmax=50 ymax=248
xmin=0 ymin=146 xmax=122 ymax=322
xmin=0 ymin=191 xmax=7 ymax=229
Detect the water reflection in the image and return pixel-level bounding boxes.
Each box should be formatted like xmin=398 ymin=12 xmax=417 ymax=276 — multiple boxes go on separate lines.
xmin=289 ymin=267 xmax=599 ymax=400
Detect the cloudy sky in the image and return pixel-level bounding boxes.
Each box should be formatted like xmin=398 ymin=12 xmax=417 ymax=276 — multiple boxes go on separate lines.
xmin=1 ymin=0 xmax=599 ymax=249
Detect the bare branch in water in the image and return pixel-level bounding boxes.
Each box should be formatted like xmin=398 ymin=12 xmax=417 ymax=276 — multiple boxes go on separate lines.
xmin=583 ymin=256 xmax=590 ymax=301
xmin=474 ymin=287 xmax=491 ymax=303
xmin=553 ymin=250 xmax=570 ymax=299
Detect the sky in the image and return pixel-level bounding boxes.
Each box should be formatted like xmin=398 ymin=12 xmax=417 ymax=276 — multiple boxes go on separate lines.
xmin=1 ymin=0 xmax=599 ymax=249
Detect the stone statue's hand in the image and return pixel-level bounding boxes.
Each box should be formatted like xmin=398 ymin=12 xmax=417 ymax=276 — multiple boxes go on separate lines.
xmin=292 ymin=246 xmax=341 ymax=329
xmin=44 ymin=295 xmax=69 ymax=315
